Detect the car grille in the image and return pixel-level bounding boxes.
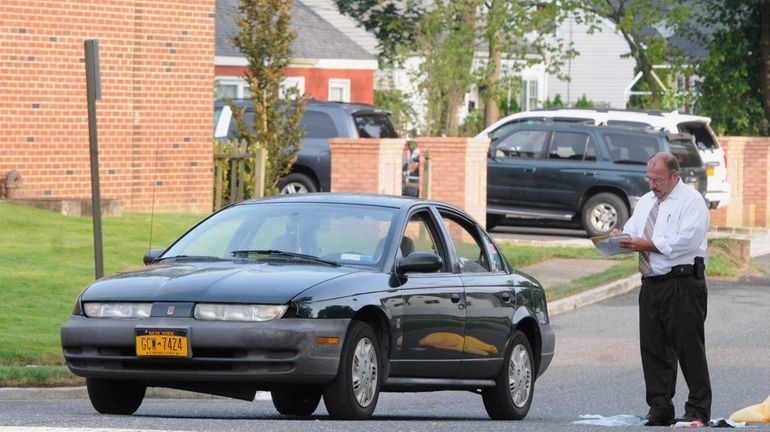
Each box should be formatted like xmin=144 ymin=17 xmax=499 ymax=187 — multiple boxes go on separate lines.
xmin=63 ymin=346 xmax=298 ymax=374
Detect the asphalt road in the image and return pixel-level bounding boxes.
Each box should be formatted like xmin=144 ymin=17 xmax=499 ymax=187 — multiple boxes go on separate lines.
xmin=1 ymin=276 xmax=769 ymax=432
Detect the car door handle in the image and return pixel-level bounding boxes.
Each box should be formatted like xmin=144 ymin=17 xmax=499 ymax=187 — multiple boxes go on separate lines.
xmin=524 ymin=167 xmax=537 ymax=173
xmin=500 ymin=292 xmax=512 ymax=303
xmin=584 ymin=171 xmax=597 ymax=176
xmin=450 ymin=293 xmax=462 ymax=303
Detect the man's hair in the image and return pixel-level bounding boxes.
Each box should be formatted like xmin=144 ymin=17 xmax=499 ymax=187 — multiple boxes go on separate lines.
xmin=650 ymin=152 xmax=680 ymax=173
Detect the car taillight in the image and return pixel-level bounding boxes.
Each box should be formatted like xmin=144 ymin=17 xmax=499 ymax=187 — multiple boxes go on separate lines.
xmin=705 ymin=162 xmax=718 ymax=177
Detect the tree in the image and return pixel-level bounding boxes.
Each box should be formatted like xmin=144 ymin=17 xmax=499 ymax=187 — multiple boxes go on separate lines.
xmin=230 ymin=0 xmax=306 ymax=195
xmin=692 ymin=1 xmax=770 ymax=135
xmin=581 ymin=0 xmax=692 ymax=109
xmin=337 ymin=0 xmax=581 ymax=134
xmin=479 ymin=1 xmax=582 ymax=126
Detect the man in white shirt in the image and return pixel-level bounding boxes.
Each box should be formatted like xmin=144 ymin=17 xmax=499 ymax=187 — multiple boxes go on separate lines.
xmin=612 ymin=152 xmax=711 ymax=427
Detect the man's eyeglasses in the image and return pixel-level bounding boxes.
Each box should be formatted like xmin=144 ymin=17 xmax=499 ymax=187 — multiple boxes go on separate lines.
xmin=644 ymin=171 xmax=677 ymax=185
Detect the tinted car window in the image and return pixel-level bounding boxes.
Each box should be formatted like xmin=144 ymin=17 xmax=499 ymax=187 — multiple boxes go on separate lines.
xmin=495 ymin=129 xmax=548 ymax=159
xmin=678 ymin=123 xmax=718 ymax=150
xmin=669 ymin=140 xmax=702 ymax=168
xmin=301 ymin=111 xmax=338 ymax=139
xmin=548 ymin=131 xmax=596 ymax=161
xmin=602 ymin=132 xmax=661 ymax=164
xmin=353 ymin=113 xmax=398 ymax=138
xmin=440 ymin=213 xmax=490 ymax=273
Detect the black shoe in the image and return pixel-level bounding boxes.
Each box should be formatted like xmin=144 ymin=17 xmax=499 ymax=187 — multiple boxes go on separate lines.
xmin=644 ymin=414 xmax=674 ymax=426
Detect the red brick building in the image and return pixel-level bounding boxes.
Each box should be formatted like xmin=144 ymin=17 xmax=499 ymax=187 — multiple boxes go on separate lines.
xmin=1 ymin=1 xmax=216 ymax=213
xmin=214 ymin=0 xmax=377 ymax=104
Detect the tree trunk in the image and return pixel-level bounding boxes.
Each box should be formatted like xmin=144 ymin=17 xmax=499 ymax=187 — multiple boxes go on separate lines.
xmin=759 ymin=4 xmax=770 ymax=124
xmin=484 ymin=36 xmax=502 ymax=127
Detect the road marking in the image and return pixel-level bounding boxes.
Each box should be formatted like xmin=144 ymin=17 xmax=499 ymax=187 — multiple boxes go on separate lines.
xmin=0 ymin=429 xmax=190 ymax=432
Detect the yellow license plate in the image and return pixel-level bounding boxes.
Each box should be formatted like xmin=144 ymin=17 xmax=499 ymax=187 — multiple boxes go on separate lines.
xmin=135 ymin=329 xmax=189 ymax=357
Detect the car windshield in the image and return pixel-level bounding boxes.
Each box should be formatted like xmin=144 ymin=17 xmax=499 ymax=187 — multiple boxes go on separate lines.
xmin=353 ymin=113 xmax=398 ymax=138
xmin=162 ymin=202 xmax=396 ymax=267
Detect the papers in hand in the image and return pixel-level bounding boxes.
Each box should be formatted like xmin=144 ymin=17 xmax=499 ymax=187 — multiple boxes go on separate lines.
xmin=591 ymin=234 xmax=633 ymax=259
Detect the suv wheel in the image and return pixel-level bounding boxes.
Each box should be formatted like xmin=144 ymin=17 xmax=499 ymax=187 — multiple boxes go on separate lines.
xmin=581 ymin=193 xmax=628 ymax=237
xmin=278 ymin=173 xmax=318 ymax=194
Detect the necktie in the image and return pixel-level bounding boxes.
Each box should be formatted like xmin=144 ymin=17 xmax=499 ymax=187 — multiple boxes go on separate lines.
xmin=638 ymin=199 xmax=662 ymax=276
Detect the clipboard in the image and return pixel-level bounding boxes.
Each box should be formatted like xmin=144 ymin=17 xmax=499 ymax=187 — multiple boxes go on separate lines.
xmin=591 ymin=234 xmax=633 ymax=259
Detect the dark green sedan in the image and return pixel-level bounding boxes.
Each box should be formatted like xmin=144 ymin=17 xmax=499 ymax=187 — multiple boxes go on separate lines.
xmin=61 ymin=193 xmax=554 ymax=420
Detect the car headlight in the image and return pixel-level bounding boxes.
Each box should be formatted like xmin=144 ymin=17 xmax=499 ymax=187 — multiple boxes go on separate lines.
xmin=194 ymin=304 xmax=288 ymax=322
xmin=83 ymin=302 xmax=152 ymax=319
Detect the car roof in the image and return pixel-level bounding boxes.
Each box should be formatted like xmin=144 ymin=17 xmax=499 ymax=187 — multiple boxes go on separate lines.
xmin=500 ymin=121 xmax=669 ymax=138
xmin=235 ymin=193 xmax=448 ymax=212
xmin=478 ymin=108 xmax=711 ymax=138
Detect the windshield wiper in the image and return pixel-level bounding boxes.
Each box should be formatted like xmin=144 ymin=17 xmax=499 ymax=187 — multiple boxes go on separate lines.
xmin=230 ymin=249 xmax=340 ymax=267
xmin=155 ymin=255 xmax=230 ymax=262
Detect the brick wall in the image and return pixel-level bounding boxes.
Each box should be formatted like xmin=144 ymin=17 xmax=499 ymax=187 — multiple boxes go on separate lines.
xmin=415 ymin=137 xmax=489 ymax=226
xmin=710 ymin=137 xmax=770 ymax=228
xmin=0 ymin=1 xmax=215 ymax=213
xmin=329 ymin=138 xmax=404 ymax=194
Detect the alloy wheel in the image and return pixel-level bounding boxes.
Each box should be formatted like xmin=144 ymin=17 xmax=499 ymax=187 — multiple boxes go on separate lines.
xmin=351 ymin=337 xmax=378 ymax=407
xmin=508 ymin=344 xmax=532 ymax=408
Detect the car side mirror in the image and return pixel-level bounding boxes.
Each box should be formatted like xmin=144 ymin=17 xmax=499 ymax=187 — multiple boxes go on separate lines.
xmin=143 ymin=248 xmax=165 ymax=265
xmin=396 ymin=252 xmax=443 ymax=274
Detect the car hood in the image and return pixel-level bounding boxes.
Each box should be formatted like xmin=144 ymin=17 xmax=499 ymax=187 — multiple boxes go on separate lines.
xmin=80 ymin=262 xmax=364 ymax=304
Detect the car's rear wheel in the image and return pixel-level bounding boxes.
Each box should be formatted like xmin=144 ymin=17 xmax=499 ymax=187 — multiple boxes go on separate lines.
xmin=271 ymin=385 xmax=322 ymax=416
xmin=482 ymin=330 xmax=534 ymax=420
xmin=86 ymin=378 xmax=145 ymax=415
xmin=278 ymin=173 xmax=317 ymax=194
xmin=581 ymin=192 xmax=628 ymax=237
xmin=322 ymin=320 xmax=380 ymax=420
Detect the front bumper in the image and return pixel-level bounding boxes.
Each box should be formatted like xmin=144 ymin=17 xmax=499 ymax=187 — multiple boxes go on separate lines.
xmin=61 ymin=316 xmax=349 ymax=385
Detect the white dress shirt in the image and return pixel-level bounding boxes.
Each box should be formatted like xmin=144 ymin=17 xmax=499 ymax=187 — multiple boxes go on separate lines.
xmin=622 ymin=179 xmax=709 ymax=276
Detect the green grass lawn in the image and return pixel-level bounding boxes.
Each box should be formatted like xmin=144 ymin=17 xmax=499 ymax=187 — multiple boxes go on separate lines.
xmin=0 ymin=203 xmax=743 ymax=386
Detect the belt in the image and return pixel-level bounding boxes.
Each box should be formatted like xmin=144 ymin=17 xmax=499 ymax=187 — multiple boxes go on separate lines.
xmin=643 ymin=264 xmax=695 ymax=282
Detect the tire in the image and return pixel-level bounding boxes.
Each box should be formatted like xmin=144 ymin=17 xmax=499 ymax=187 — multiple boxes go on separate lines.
xmin=322 ymin=320 xmax=381 ymax=420
xmin=271 ymin=385 xmax=322 ymax=416
xmin=581 ymin=192 xmax=628 ymax=237
xmin=482 ymin=330 xmax=535 ymax=420
xmin=86 ymin=378 xmax=145 ymax=415
xmin=277 ymin=173 xmax=318 ymax=194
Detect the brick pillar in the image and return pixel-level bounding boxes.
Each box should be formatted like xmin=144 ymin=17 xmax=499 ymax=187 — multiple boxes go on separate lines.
xmin=712 ymin=136 xmax=770 ymax=228
xmin=415 ymin=137 xmax=489 ymax=226
xmin=329 ymin=138 xmax=405 ymax=195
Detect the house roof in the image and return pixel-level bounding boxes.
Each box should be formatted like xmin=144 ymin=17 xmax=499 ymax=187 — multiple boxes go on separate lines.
xmin=216 ymin=0 xmax=375 ymax=62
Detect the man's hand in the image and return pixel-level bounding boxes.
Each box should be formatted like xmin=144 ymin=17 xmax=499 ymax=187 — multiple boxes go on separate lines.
xmin=618 ymin=236 xmax=657 ymax=253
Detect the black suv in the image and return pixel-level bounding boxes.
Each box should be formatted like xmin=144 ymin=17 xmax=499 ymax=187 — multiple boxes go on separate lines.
xmin=214 ymin=99 xmax=399 ymax=193
xmin=486 ymin=123 xmax=707 ymax=237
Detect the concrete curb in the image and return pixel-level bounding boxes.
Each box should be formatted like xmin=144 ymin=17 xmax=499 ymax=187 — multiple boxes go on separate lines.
xmin=548 ymin=272 xmax=641 ymax=316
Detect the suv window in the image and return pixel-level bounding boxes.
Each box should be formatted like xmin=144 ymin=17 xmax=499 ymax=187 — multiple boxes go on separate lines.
xmin=669 ymin=139 xmax=702 ymax=168
xmin=678 ymin=122 xmax=718 ymax=150
xmin=602 ymin=132 xmax=661 ymax=164
xmin=548 ymin=131 xmax=597 ymax=161
xmin=495 ymin=129 xmax=548 ymax=159
xmin=301 ymin=111 xmax=338 ymax=138
xmin=353 ymin=113 xmax=398 ymax=138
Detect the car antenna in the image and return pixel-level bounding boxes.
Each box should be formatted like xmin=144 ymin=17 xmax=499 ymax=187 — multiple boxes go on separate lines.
xmin=147 ymin=138 xmax=160 ymax=254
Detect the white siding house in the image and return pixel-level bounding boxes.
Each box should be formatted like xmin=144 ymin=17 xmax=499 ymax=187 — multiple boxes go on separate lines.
xmin=547 ymin=16 xmax=637 ymax=108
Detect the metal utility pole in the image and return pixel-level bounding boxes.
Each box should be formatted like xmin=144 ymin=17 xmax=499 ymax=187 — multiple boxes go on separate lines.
xmin=85 ymin=39 xmax=104 ymax=279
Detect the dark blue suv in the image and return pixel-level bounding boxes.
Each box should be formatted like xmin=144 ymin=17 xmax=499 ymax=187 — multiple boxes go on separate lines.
xmin=486 ymin=123 xmax=707 ymax=237
xmin=214 ymin=99 xmax=399 ymax=194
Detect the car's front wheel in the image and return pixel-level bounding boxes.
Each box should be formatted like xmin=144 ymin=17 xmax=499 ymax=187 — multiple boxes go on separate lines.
xmin=277 ymin=173 xmax=318 ymax=194
xmin=482 ymin=330 xmax=534 ymax=420
xmin=581 ymin=192 xmax=628 ymax=237
xmin=323 ymin=320 xmax=381 ymax=419
xmin=86 ymin=378 xmax=145 ymax=415
xmin=271 ymin=385 xmax=322 ymax=416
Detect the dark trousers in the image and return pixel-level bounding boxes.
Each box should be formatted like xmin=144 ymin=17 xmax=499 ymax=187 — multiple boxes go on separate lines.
xmin=639 ymin=275 xmax=712 ymax=421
